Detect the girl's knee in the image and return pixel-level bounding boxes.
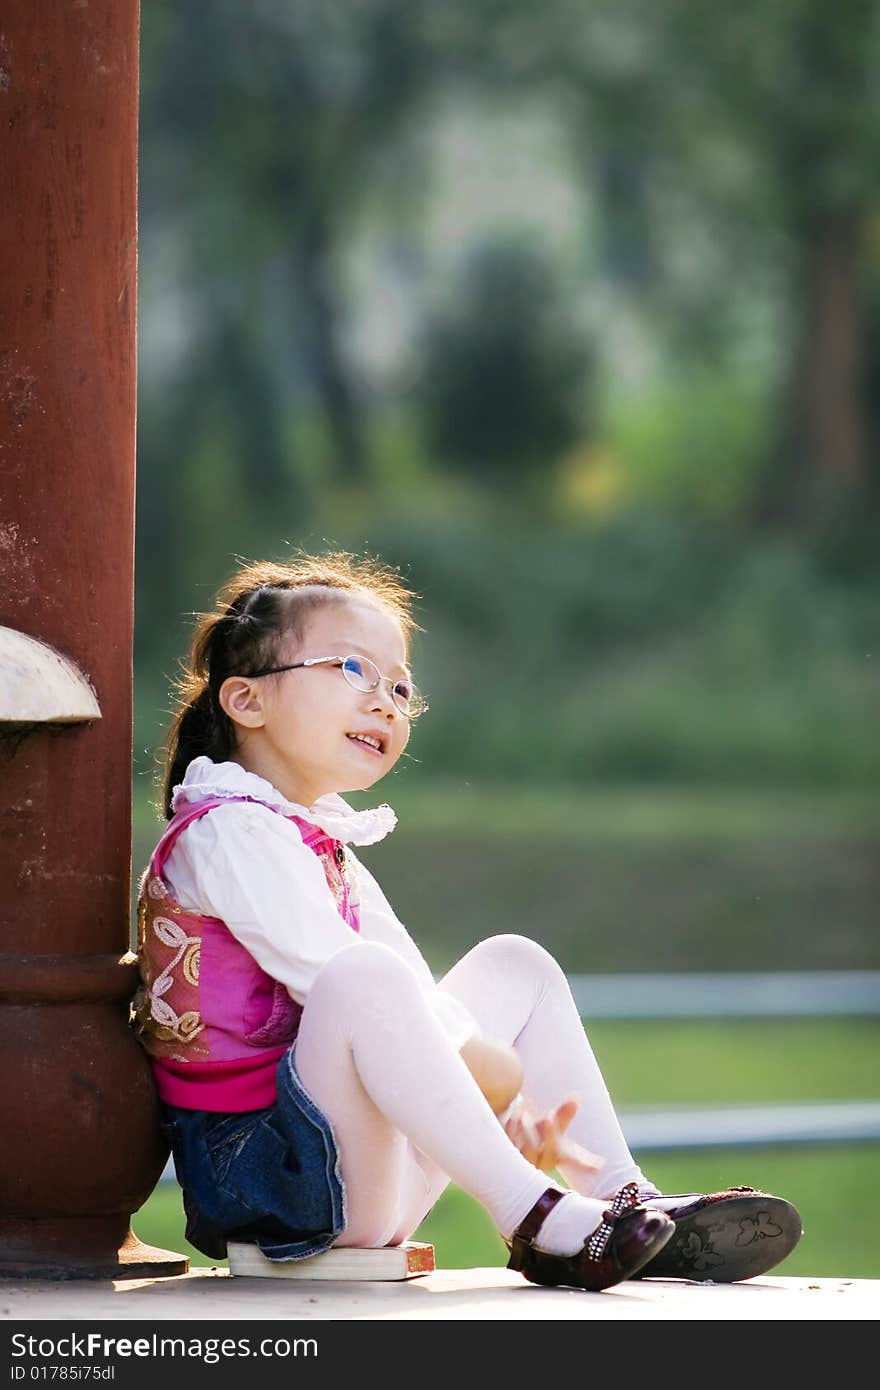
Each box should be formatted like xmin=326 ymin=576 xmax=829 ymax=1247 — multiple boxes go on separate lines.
xmin=469 ymin=932 xmax=566 ymax=985
xmin=312 ymin=939 xmax=422 ymax=1008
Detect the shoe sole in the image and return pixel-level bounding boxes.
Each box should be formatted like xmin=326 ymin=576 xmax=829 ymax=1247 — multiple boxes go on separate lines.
xmin=634 ymin=1195 xmax=803 ymax=1283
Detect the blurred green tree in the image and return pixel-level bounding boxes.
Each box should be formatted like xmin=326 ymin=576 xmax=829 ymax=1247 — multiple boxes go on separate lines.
xmin=139 ymin=0 xmax=465 ymax=495
xmin=632 ymin=0 xmax=880 ymax=534
xmin=481 ymin=0 xmax=880 ymax=531
xmin=417 ymin=238 xmax=592 ymax=501
xmin=132 ymin=0 xmax=880 ymax=788
xmin=136 ymin=0 xmax=470 ymax=657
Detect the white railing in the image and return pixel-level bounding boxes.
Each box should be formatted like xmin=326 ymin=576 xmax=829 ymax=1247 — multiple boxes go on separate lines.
xmin=569 ymin=971 xmax=880 ymax=1018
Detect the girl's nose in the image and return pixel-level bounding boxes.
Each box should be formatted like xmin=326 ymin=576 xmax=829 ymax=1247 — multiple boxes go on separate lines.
xmin=369 ymin=684 xmax=399 ymax=718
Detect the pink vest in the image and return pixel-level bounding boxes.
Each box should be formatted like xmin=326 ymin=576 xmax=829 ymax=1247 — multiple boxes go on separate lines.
xmin=132 ymin=795 xmax=361 ymax=1111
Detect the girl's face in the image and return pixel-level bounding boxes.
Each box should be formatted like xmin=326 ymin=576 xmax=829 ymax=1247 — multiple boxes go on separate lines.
xmin=222 ymin=597 xmax=412 ymax=806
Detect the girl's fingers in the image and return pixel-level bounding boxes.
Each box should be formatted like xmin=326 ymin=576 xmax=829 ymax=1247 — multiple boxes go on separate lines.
xmin=554 ymin=1098 xmax=579 ymax=1134
xmin=504 ymin=1096 xmax=604 ymax=1175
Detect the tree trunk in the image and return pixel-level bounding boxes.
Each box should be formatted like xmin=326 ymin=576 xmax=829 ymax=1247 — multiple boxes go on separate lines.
xmin=796 ymin=211 xmax=868 ymax=515
xmin=292 ymin=243 xmax=366 ymax=485
xmin=763 ymin=211 xmax=869 ymax=530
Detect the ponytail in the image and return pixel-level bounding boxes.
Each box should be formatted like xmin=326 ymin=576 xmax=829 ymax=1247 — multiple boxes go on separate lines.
xmin=159 ymin=588 xmax=277 ymax=820
xmin=161 ymin=685 xmax=231 ymax=820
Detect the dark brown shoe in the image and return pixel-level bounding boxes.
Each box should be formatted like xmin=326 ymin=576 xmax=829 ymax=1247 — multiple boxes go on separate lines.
xmin=631 ymin=1187 xmax=804 ymax=1282
xmin=507 ymin=1182 xmax=675 ymax=1292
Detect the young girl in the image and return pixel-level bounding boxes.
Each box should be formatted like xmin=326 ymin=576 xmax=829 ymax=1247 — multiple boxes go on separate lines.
xmin=133 ymin=552 xmax=802 ymax=1291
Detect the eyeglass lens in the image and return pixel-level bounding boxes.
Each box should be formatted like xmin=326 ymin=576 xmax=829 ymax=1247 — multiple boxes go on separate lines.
xmin=340 ymin=655 xmax=420 ymax=715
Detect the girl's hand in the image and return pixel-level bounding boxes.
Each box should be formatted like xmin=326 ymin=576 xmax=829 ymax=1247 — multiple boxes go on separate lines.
xmin=503 ymin=1095 xmax=604 ymax=1179
xmin=460 ymin=1036 xmax=524 ymax=1116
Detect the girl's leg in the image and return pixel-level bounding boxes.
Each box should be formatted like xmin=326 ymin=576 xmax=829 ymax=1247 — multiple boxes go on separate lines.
xmin=436 ymin=934 xmax=658 ymax=1199
xmin=292 ymin=940 xmax=622 ymax=1252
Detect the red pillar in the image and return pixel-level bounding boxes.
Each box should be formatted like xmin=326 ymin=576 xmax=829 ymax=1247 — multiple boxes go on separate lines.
xmin=0 ymin=2 xmax=186 ymax=1276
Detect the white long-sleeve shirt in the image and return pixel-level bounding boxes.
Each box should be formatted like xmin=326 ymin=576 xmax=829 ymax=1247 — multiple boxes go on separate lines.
xmin=161 ymin=757 xmax=479 ymax=1053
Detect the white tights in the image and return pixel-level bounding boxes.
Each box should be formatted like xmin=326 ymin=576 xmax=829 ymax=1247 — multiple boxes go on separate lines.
xmin=293 ymin=934 xmax=656 ymax=1251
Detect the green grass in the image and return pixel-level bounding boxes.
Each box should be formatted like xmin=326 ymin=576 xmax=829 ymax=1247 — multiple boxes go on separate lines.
xmin=587 ymin=1018 xmax=880 ymax=1106
xmin=131 ymin=1018 xmax=880 ymax=1278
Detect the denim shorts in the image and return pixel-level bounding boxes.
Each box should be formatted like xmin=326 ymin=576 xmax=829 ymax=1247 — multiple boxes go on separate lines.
xmin=160 ymin=1045 xmax=346 ymax=1262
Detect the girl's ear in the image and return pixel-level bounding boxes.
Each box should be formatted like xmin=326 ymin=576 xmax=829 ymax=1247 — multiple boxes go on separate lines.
xmin=218 ymin=676 xmax=266 ymax=729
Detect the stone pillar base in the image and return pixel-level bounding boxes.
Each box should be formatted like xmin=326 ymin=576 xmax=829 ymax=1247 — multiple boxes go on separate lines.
xmin=0 ymin=1217 xmax=188 ymax=1280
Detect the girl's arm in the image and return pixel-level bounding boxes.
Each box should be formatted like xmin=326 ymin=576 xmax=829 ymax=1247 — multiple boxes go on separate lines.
xmin=163 ymin=802 xmax=368 ymax=998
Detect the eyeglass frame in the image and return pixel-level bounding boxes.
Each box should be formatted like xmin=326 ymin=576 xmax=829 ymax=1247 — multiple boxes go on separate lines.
xmin=242 ymin=654 xmax=429 ymax=718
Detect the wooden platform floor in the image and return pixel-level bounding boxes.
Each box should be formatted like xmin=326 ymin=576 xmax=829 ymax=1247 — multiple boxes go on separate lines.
xmin=1 ymin=1267 xmax=875 ymax=1321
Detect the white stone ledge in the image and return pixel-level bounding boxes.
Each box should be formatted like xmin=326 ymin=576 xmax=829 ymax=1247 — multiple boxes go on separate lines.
xmin=0 ymin=625 xmax=100 ymax=724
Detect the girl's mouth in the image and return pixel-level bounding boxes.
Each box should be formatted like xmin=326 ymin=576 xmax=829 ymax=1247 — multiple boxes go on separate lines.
xmin=346 ymin=733 xmax=385 ymax=756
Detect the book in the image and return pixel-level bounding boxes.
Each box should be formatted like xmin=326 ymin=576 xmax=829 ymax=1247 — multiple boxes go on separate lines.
xmin=226 ymin=1240 xmax=436 ymax=1281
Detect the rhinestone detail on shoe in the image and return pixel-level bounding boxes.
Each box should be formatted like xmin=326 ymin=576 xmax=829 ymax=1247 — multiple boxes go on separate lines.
xmin=585 ymin=1181 xmax=641 ymax=1261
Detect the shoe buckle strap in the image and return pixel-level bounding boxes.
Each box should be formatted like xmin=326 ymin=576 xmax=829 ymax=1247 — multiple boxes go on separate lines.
xmin=507 ymin=1187 xmax=568 ymax=1272
xmin=585 ymin=1181 xmax=641 ymax=1262
xmin=511 ymin=1187 xmax=568 ymax=1246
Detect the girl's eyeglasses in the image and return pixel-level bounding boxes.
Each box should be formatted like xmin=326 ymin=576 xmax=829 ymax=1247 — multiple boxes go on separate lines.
xmin=245 ymin=654 xmax=428 ymax=719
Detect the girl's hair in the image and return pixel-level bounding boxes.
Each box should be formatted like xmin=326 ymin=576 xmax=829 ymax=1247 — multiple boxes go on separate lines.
xmin=160 ymin=551 xmax=420 ymax=820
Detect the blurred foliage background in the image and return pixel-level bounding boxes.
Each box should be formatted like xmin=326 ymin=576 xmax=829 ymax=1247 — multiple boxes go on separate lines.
xmin=132 ymin=1 xmax=880 ymax=1271
xmin=136 ymin=0 xmax=880 ymax=803
xmin=134 ymin=0 xmax=880 ymax=966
